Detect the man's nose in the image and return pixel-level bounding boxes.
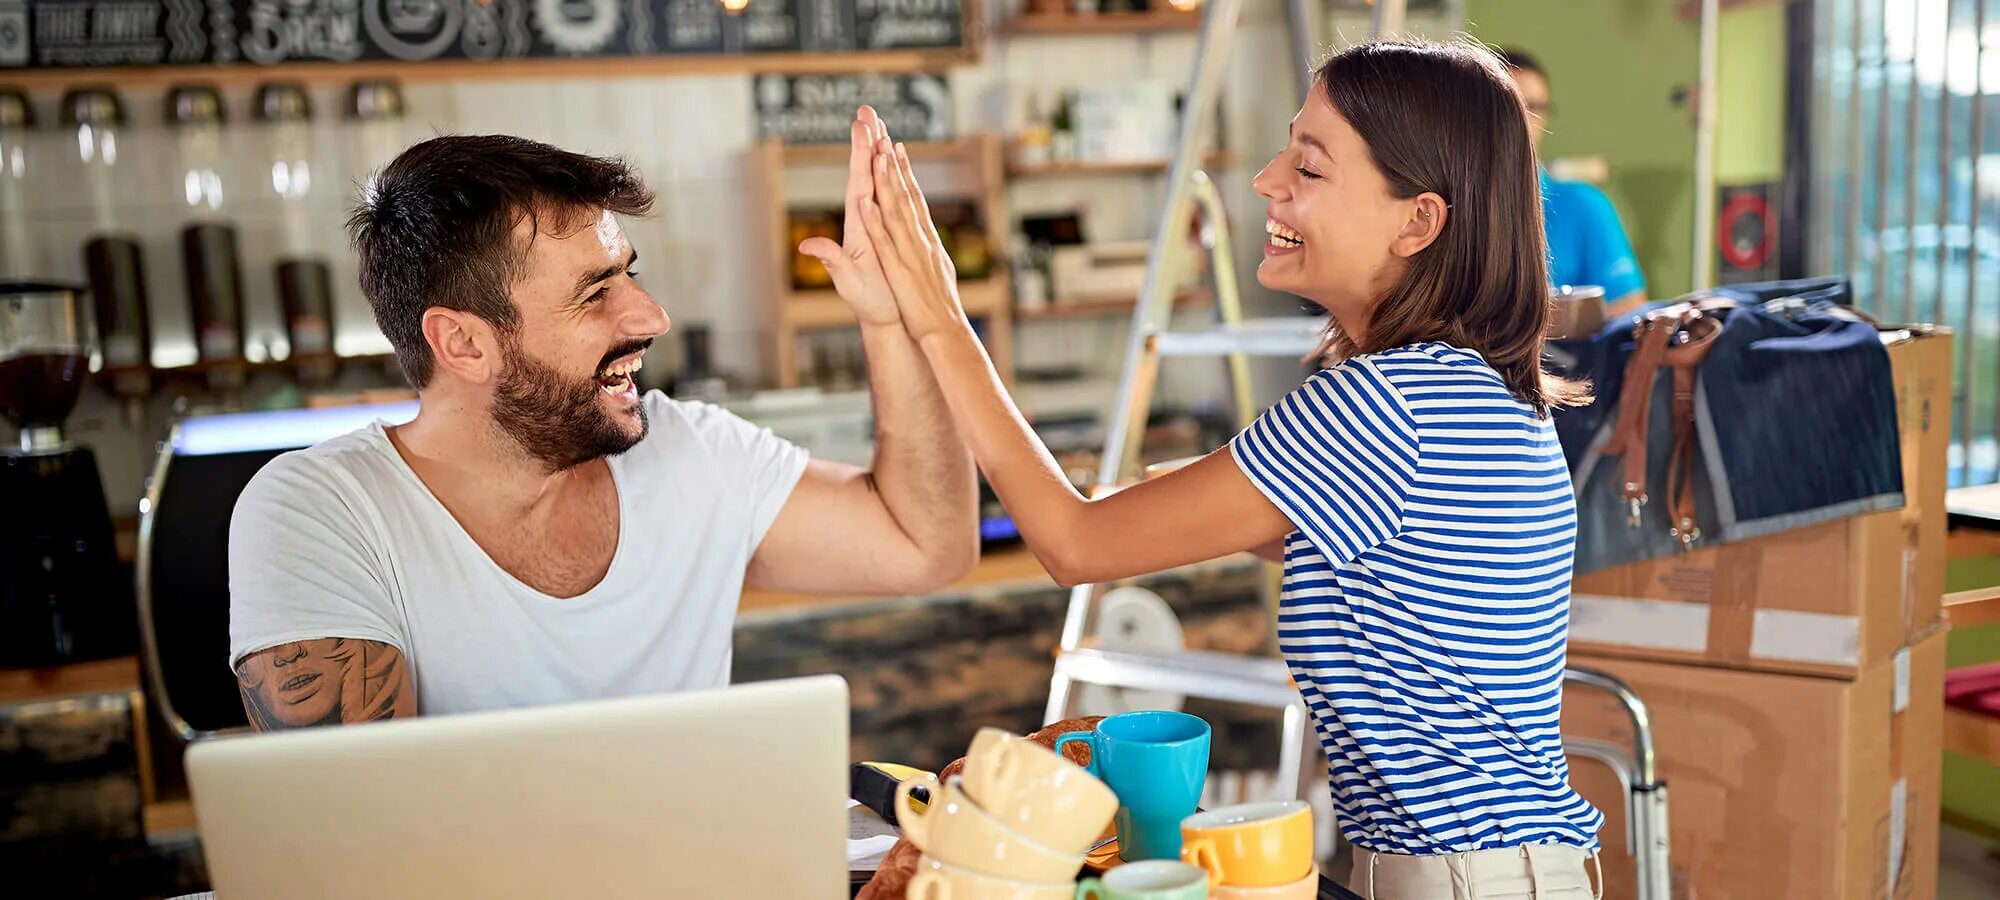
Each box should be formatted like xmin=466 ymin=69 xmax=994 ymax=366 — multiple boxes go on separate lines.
xmin=624 ymin=288 xmax=670 ymax=337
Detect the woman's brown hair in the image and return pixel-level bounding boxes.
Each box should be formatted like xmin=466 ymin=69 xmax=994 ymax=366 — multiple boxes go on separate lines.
xmin=1313 ymin=39 xmax=1589 ymax=415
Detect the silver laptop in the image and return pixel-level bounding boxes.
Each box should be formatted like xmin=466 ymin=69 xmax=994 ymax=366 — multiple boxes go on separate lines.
xmin=187 ymin=674 xmax=851 ymax=899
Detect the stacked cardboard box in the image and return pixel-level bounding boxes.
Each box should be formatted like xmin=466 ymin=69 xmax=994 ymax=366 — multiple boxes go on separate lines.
xmin=1562 ymin=331 xmax=1951 ymax=900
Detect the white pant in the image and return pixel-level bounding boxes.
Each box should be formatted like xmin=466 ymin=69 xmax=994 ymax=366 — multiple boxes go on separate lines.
xmin=1349 ymin=844 xmax=1603 ymax=900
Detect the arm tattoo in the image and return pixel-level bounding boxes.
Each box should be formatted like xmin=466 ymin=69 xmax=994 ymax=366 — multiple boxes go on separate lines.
xmin=235 ymin=638 xmax=415 ymax=732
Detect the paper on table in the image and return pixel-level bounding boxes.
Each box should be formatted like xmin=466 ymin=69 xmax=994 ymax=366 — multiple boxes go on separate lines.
xmin=847 ymin=799 xmax=902 ymax=870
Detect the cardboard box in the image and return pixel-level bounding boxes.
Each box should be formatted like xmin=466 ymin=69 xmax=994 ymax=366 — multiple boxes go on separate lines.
xmin=1569 ymin=331 xmax=1951 ymax=678
xmin=1562 ymin=629 xmax=1945 ymax=900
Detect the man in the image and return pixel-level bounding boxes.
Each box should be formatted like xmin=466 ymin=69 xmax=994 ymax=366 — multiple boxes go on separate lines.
xmin=229 ymin=108 xmax=977 ymax=730
xmin=1503 ymin=48 xmax=1650 ymax=319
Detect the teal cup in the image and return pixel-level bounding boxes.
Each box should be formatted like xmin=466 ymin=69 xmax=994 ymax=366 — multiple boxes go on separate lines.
xmin=1054 ymin=710 xmax=1211 ymax=861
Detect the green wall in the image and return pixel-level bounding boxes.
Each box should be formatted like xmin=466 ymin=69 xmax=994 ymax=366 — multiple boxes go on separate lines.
xmin=1945 ymin=558 xmax=2000 ymax=836
xmin=1464 ymin=0 xmax=1791 ymax=297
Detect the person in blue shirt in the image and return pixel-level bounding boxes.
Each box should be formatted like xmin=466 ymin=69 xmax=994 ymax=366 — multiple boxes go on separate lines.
xmin=1503 ymin=48 xmax=1649 ymax=318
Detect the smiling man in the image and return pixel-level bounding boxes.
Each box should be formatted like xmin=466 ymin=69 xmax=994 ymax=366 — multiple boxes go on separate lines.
xmin=228 ymin=119 xmax=977 ymax=729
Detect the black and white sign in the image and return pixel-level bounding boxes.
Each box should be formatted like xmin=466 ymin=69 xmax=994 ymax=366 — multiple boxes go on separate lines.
xmin=0 ymin=0 xmax=962 ymax=69
xmin=853 ymin=0 xmax=954 ymax=50
xmin=753 ymin=71 xmax=949 ymax=144
xmin=28 ymin=0 xmax=172 ymax=66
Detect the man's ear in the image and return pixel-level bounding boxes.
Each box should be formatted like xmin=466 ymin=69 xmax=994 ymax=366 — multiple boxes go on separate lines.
xmin=423 ymin=309 xmax=502 ymax=384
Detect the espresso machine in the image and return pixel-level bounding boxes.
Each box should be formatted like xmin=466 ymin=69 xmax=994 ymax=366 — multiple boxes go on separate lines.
xmin=0 ymin=280 xmax=135 ymax=666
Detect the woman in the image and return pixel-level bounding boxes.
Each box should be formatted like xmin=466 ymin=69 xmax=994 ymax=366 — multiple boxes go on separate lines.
xmin=856 ymin=40 xmax=1602 ymax=899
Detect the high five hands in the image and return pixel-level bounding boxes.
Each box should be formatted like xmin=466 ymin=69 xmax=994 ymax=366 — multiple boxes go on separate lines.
xmin=799 ymin=105 xmax=974 ymax=344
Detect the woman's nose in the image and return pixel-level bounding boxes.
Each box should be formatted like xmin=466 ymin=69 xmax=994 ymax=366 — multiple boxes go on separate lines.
xmin=1252 ymin=159 xmax=1283 ymax=201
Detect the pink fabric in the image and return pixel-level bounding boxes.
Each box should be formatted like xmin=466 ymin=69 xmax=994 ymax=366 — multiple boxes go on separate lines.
xmin=1945 ymin=661 xmax=2000 ymax=717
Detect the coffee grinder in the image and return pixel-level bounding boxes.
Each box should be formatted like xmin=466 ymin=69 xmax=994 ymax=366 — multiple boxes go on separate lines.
xmin=0 ymin=281 xmax=135 ymax=666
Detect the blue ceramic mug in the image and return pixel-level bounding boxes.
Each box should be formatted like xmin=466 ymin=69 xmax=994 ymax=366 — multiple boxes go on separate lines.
xmin=1054 ymin=710 xmax=1211 ymax=862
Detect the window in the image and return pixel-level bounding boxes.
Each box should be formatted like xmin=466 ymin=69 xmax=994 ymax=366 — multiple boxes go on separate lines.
xmin=1811 ymin=0 xmax=1997 ymax=484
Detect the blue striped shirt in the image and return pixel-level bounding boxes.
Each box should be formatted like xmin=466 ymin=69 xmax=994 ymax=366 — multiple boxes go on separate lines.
xmin=1230 ymin=342 xmax=1603 ymax=855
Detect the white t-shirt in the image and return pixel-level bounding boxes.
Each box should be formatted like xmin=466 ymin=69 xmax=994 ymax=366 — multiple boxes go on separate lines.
xmin=227 ymin=391 xmax=810 ymax=715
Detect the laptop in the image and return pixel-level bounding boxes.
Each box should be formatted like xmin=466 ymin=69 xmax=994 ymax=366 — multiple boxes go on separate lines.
xmin=187 ymin=674 xmax=851 ymax=899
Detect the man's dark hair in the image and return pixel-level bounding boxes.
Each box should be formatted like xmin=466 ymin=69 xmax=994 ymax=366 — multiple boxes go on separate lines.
xmin=1497 ymin=47 xmax=1544 ymax=79
xmin=347 ymin=135 xmax=655 ymax=387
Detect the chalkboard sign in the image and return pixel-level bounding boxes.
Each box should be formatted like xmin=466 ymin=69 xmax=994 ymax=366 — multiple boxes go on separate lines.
xmin=0 ymin=0 xmax=965 ymax=70
xmin=753 ymin=71 xmax=948 ymax=144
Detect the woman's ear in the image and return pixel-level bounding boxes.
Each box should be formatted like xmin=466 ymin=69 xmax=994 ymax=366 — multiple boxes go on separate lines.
xmin=1391 ymin=192 xmax=1449 ymax=258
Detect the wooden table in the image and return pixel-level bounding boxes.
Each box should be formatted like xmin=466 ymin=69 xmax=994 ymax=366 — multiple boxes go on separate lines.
xmin=0 ymin=655 xmax=139 ymax=706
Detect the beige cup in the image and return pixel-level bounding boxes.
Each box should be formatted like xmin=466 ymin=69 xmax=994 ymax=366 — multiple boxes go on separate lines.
xmin=896 ymin=775 xmax=1087 ymax=883
xmin=1209 ymin=865 xmax=1319 ymax=899
xmin=905 ymin=853 xmax=1080 ymax=900
xmin=961 ymin=727 xmax=1120 ymax=855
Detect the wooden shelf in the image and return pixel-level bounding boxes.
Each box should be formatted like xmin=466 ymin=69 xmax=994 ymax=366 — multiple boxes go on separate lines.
xmin=0 ymin=48 xmax=981 ymax=90
xmin=1000 ymin=10 xmax=1204 ymax=36
xmin=102 ymin=352 xmax=398 ymax=382
xmin=780 ymin=139 xmax=987 ymax=165
xmin=0 ymin=655 xmax=139 ymax=706
xmin=1006 ymin=150 xmax=1238 ymax=178
xmin=1016 ymin=288 xmax=1212 ymax=321
xmin=756 ymin=133 xmax=1014 ymax=389
xmin=782 ymin=280 xmax=1010 ymax=328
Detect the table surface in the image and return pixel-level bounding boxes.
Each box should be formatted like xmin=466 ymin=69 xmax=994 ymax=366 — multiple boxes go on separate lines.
xmin=175 ymin=873 xmax=1366 ymax=900
xmin=1949 ymin=483 xmax=2000 ymax=523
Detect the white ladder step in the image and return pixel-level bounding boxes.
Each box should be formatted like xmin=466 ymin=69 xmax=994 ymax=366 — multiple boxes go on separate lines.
xmin=1053 ymin=647 xmax=1301 ymax=710
xmin=1151 ymin=317 xmax=1328 ymax=358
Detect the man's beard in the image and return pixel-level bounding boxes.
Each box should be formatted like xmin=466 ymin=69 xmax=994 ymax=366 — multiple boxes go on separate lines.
xmin=490 ymin=334 xmax=649 ymax=472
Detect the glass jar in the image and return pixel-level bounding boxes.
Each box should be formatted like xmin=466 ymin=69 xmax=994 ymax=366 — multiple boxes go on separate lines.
xmin=336 ymin=79 xmax=408 ymax=359
xmin=255 ymin=82 xmax=335 ymax=372
xmin=62 ymin=87 xmax=154 ymax=379
xmin=166 ymin=84 xmax=252 ymax=365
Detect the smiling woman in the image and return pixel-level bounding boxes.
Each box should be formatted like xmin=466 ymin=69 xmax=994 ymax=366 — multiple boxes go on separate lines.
xmin=858 ymin=39 xmax=1607 ymax=900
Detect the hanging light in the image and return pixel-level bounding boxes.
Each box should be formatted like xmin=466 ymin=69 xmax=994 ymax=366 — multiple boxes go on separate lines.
xmin=719 ymin=0 xmax=750 ymax=13
xmin=1166 ymin=0 xmax=1202 ymax=10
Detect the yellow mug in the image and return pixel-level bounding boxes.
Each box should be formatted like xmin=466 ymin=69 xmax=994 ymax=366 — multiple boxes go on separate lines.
xmin=1179 ymin=800 xmax=1313 ymax=887
xmin=895 ymin=774 xmax=1087 ymax=883
xmin=961 ymin=727 xmax=1120 ymax=856
xmin=1209 ymin=865 xmax=1319 ymax=899
xmin=906 ymin=853 xmax=1080 ymax=900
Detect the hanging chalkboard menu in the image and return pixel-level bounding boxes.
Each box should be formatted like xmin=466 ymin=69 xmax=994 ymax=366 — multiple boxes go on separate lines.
xmin=0 ymin=0 xmax=967 ymax=71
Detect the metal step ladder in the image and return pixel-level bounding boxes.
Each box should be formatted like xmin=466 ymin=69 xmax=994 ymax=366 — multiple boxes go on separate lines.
xmin=1038 ymin=0 xmax=1320 ymax=802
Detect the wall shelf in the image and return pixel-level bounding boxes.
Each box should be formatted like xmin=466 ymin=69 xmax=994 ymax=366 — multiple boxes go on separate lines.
xmin=752 ymin=135 xmax=1014 ymax=389
xmin=780 ymin=139 xmax=987 ymax=165
xmin=781 ymin=280 xmax=1010 ymax=328
xmin=1005 ymin=151 xmax=1238 ymax=179
xmin=100 ymin=353 xmax=399 ymax=383
xmin=0 ymin=48 xmax=986 ymax=90
xmin=999 ymin=10 xmax=1204 ymax=36
xmin=1015 ymin=288 xmax=1212 ymax=321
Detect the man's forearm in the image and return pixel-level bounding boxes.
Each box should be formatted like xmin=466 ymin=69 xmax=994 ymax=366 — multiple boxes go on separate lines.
xmin=858 ymin=319 xmax=979 ymax=579
xmin=916 ymin=323 xmax=1097 ymax=571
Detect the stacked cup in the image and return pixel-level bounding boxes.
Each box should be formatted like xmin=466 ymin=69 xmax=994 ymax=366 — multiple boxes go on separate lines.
xmin=895 ymin=727 xmax=1120 ymax=899
xmin=1177 ymin=801 xmax=1318 ymax=899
